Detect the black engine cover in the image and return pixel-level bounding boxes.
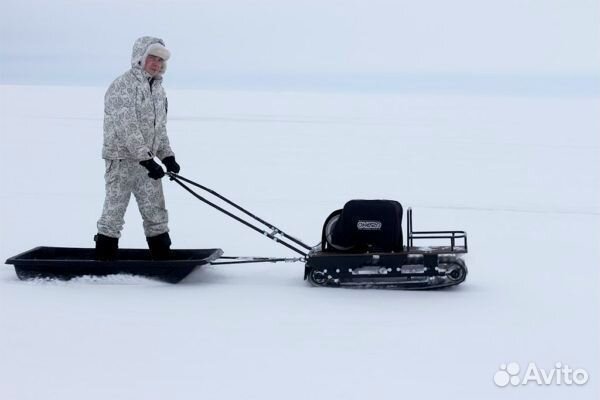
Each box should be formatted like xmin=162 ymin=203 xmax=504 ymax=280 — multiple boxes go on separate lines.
xmin=322 ymin=200 xmax=403 ymax=252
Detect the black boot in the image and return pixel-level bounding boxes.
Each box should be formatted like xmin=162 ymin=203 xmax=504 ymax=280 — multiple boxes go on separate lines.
xmin=147 ymin=232 xmax=171 ymax=260
xmin=94 ymin=234 xmax=119 ymax=261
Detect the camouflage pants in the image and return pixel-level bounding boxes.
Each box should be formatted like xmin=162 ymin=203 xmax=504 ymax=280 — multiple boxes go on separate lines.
xmin=97 ymin=159 xmax=169 ymax=238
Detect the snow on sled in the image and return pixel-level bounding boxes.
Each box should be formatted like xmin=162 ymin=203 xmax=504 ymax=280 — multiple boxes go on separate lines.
xmin=5 ymin=247 xmax=223 ymax=283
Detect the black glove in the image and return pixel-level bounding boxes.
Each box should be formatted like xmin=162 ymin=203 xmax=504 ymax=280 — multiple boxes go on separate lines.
xmin=162 ymin=156 xmax=180 ymax=173
xmin=139 ymin=159 xmax=165 ymax=180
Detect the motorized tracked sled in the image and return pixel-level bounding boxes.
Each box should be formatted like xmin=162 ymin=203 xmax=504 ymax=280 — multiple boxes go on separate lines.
xmin=305 ymin=205 xmax=467 ymax=289
xmin=5 ymin=173 xmax=468 ymax=289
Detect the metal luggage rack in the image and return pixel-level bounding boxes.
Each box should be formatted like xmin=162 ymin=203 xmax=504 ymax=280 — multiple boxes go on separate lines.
xmin=406 ymin=208 xmax=468 ymax=253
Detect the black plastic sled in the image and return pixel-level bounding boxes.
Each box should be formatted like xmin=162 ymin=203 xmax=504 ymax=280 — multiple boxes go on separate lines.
xmin=5 ymin=247 xmax=223 ymax=284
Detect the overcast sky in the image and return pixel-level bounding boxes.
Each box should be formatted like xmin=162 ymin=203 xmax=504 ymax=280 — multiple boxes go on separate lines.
xmin=2 ymin=0 xmax=599 ymax=92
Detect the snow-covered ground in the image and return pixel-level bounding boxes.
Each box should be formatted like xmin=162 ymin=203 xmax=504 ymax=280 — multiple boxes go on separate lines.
xmin=1 ymin=85 xmax=598 ymax=399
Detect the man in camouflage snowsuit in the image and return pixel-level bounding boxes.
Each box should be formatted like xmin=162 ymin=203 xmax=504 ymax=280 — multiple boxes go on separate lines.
xmin=95 ymin=36 xmax=180 ymax=260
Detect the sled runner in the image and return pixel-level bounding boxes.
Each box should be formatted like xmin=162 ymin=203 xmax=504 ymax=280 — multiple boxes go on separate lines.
xmin=5 ymin=247 xmax=222 ymax=283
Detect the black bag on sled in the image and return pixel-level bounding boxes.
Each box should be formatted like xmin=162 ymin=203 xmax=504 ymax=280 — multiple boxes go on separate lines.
xmin=321 ymin=200 xmax=404 ymax=253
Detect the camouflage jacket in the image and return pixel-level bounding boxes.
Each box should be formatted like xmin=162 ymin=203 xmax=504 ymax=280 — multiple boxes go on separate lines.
xmin=102 ymin=36 xmax=174 ymax=161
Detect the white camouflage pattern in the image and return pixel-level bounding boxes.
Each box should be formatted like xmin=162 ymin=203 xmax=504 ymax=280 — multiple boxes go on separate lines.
xmin=97 ymin=160 xmax=169 ymax=238
xmin=97 ymin=36 xmax=174 ymax=239
xmin=102 ymin=36 xmax=174 ymax=161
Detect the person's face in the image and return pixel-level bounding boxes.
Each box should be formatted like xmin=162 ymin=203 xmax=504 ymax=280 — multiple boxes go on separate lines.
xmin=144 ymin=54 xmax=164 ymax=77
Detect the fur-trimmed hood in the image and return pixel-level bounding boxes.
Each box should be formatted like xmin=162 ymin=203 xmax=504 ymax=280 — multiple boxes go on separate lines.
xmin=130 ymin=36 xmax=170 ymax=78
